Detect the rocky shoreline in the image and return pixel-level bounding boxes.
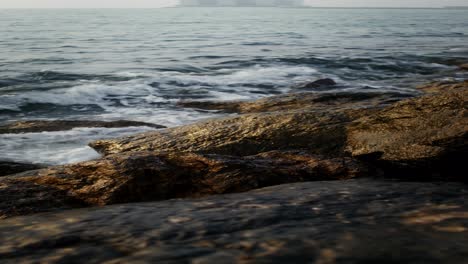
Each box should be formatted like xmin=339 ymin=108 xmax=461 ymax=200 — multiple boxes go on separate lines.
xmin=0 ymin=78 xmax=466 ymax=263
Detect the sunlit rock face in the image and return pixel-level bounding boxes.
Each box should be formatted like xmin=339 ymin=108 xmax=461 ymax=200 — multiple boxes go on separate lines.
xmin=0 ymin=151 xmax=366 ymax=219
xmin=347 ymin=81 xmax=468 ymax=180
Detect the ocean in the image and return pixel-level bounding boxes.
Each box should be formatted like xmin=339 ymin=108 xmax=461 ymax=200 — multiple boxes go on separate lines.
xmin=1 ymin=7 xmax=467 ymax=164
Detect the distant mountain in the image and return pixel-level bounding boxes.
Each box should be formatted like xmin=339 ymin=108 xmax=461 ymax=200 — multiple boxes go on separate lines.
xmin=178 ymin=0 xmax=304 ymax=7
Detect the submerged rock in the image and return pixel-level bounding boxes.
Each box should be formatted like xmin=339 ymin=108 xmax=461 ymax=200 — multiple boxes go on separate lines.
xmin=347 ymin=82 xmax=467 ymax=180
xmin=0 ymin=151 xmax=366 ymax=218
xmin=0 ymin=161 xmax=44 ymax=177
xmin=0 ymin=120 xmax=166 ymax=134
xmin=296 ymin=78 xmax=337 ymax=89
xmin=0 ymin=180 xmax=467 ymax=263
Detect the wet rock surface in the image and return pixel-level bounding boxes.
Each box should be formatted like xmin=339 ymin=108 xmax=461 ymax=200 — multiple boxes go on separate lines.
xmin=0 ymin=80 xmax=466 ymax=263
xmin=92 ymin=81 xmax=467 ymax=182
xmin=347 ymin=82 xmax=467 ymax=180
xmin=91 ymin=110 xmax=356 ymax=157
xmin=295 ymin=78 xmax=337 ymax=89
xmin=416 ymin=80 xmax=468 ymax=93
xmin=0 ymin=161 xmax=44 ymax=177
xmin=0 ymin=180 xmax=467 ymax=264
xmin=0 ymin=151 xmax=366 ymax=219
xmin=94 ymin=91 xmax=413 ymax=157
xmin=178 ymin=91 xmax=410 ymax=114
xmin=0 ymin=120 xmax=166 ymax=134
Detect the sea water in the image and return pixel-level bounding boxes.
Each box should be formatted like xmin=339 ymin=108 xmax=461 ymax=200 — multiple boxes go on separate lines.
xmin=0 ymin=8 xmax=467 ymax=164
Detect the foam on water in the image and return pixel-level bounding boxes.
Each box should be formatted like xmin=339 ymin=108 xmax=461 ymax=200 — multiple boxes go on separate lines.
xmin=0 ymin=8 xmax=467 ymax=165
xmin=0 ymin=65 xmax=320 ymax=110
xmin=0 ymin=126 xmax=158 ymax=165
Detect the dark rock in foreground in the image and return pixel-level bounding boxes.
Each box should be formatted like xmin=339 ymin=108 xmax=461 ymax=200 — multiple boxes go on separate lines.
xmin=0 ymin=161 xmax=44 ymax=177
xmin=0 ymin=120 xmax=166 ymax=134
xmin=0 ymin=151 xmax=366 ymax=219
xmin=347 ymin=81 xmax=467 ymax=180
xmin=0 ymin=180 xmax=467 ymax=264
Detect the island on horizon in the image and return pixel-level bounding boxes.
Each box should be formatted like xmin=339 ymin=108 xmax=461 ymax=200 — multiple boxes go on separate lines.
xmin=178 ymin=0 xmax=304 ymax=7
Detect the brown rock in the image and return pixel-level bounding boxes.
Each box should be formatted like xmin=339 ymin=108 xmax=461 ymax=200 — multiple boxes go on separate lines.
xmin=101 ymin=92 xmax=412 ymax=157
xmin=90 ymin=111 xmax=356 ymax=157
xmin=0 ymin=161 xmax=44 ymax=177
xmin=0 ymin=120 xmax=166 ymax=134
xmin=178 ymin=91 xmax=409 ymax=114
xmin=347 ymin=83 xmax=467 ymax=180
xmin=0 ymin=151 xmax=366 ymax=218
xmin=459 ymin=64 xmax=468 ymax=71
xmin=416 ymin=80 xmax=468 ymax=94
xmin=0 ymin=179 xmax=87 ymax=218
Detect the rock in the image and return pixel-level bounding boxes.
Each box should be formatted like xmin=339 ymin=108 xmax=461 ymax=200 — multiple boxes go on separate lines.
xmin=0 ymin=120 xmax=166 ymax=134
xmin=94 ymin=81 xmax=466 ymax=180
xmin=347 ymin=82 xmax=467 ymax=180
xmin=178 ymin=91 xmax=411 ymax=114
xmin=97 ymin=92 xmax=413 ymax=157
xmin=417 ymin=80 xmax=468 ymax=93
xmin=0 ymin=180 xmax=467 ymax=263
xmin=0 ymin=151 xmax=366 ymax=219
xmin=90 ymin=111 xmax=357 ymax=157
xmin=296 ymin=78 xmax=337 ymax=89
xmin=0 ymin=179 xmax=88 ymax=219
xmin=0 ymin=161 xmax=44 ymax=177
xmin=177 ymin=100 xmax=243 ymax=113
xmin=459 ymin=64 xmax=468 ymax=71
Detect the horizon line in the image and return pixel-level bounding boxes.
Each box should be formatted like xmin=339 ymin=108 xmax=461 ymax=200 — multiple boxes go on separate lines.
xmin=1 ymin=6 xmax=467 ymax=9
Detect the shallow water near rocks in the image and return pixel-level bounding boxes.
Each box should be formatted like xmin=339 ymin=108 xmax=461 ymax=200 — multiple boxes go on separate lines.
xmin=1 ymin=8 xmax=467 ymax=164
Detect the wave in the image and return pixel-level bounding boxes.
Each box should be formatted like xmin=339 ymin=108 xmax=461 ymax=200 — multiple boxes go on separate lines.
xmin=0 ymin=71 xmax=133 ymax=89
xmin=0 ymin=126 xmax=157 ymax=165
xmin=0 ymin=65 xmax=324 ymax=125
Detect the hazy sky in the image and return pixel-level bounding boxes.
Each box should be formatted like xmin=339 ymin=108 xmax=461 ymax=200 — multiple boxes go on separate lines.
xmin=0 ymin=0 xmax=467 ymax=8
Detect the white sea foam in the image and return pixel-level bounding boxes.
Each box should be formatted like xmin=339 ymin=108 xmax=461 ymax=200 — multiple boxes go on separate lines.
xmin=0 ymin=126 xmax=158 ymax=165
xmin=1 ymin=65 xmax=320 ymax=111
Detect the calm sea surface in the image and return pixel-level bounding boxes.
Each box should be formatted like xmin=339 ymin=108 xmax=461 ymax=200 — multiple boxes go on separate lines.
xmin=1 ymin=8 xmax=467 ymax=164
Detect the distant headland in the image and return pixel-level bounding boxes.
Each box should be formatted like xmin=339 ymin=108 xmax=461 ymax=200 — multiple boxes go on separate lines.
xmin=178 ymin=0 xmax=303 ymax=7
